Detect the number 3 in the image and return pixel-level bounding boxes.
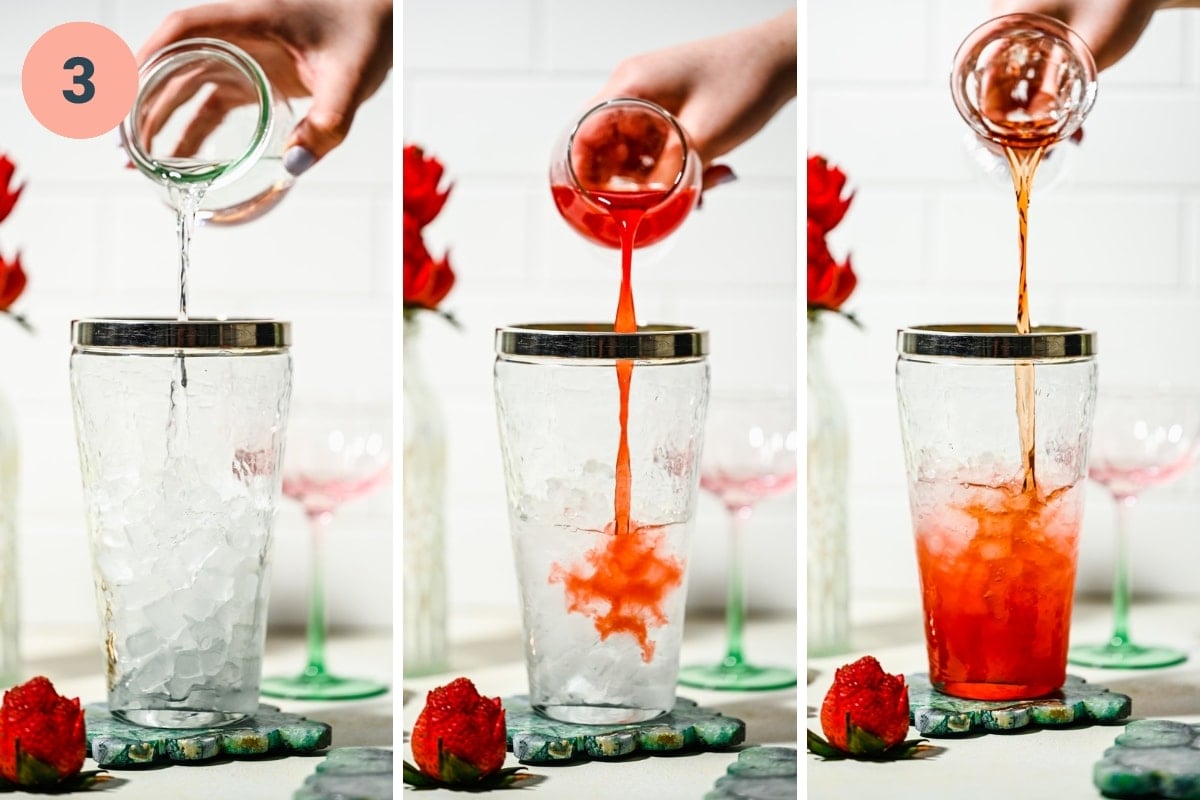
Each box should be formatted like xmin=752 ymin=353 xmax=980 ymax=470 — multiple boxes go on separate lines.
xmin=63 ymin=56 xmax=95 ymax=104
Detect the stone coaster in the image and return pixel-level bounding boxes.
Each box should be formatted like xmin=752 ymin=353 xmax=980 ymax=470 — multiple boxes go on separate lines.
xmin=1093 ymin=719 xmax=1200 ymax=799
xmin=85 ymin=703 xmax=332 ymax=767
xmin=502 ymin=696 xmax=745 ymax=763
xmin=704 ymin=746 xmax=797 ymax=800
xmin=294 ymin=747 xmax=392 ymax=800
xmin=907 ymin=673 xmax=1132 ymax=737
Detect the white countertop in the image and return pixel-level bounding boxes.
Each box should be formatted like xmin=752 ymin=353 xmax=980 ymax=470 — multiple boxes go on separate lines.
xmin=24 ymin=625 xmax=393 ymax=800
xmin=401 ymin=607 xmax=798 ymax=800
xmin=807 ymin=592 xmax=1200 ymax=800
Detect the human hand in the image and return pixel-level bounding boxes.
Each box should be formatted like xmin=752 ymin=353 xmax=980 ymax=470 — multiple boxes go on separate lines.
xmin=587 ymin=7 xmax=796 ymax=194
xmin=137 ymin=0 xmax=392 ymax=176
xmin=988 ymin=0 xmax=1182 ymax=71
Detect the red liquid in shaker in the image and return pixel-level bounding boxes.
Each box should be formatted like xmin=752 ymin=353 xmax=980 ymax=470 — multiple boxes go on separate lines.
xmin=916 ymin=482 xmax=1080 ymax=699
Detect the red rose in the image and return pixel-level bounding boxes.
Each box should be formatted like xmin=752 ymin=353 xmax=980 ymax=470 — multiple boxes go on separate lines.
xmin=819 ymin=656 xmax=911 ymax=755
xmin=0 ymin=156 xmax=23 ymax=226
xmin=0 ymin=254 xmax=25 ymax=312
xmin=807 ymin=219 xmax=856 ymax=312
xmin=404 ymin=145 xmax=452 ymax=229
xmin=404 ymin=212 xmax=455 ymax=310
xmin=0 ymin=676 xmax=86 ymax=787
xmin=410 ymin=677 xmax=506 ymax=784
xmin=808 ymin=155 xmax=853 ymax=234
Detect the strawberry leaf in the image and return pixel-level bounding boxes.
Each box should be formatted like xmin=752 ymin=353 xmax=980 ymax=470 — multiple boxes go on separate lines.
xmin=14 ymin=743 xmax=65 ymax=788
xmin=845 ymin=719 xmax=890 ymax=755
xmin=402 ymin=760 xmax=440 ymax=788
xmin=806 ymin=729 xmax=847 ymax=759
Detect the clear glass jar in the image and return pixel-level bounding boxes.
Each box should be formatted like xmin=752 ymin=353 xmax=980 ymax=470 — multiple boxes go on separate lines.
xmin=120 ymin=39 xmax=296 ymax=225
xmin=549 ymin=98 xmax=702 ymax=249
xmin=896 ymin=324 xmax=1097 ymax=700
xmin=495 ymin=323 xmax=709 ymax=724
xmin=402 ymin=313 xmax=448 ymax=677
xmin=806 ymin=315 xmax=850 ymax=656
xmin=70 ymin=318 xmax=292 ymax=727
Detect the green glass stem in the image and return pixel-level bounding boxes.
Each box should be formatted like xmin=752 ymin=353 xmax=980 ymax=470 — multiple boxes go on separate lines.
xmin=721 ymin=505 xmax=753 ymax=669
xmin=302 ymin=509 xmax=333 ymax=680
xmin=1108 ymin=494 xmax=1137 ymax=650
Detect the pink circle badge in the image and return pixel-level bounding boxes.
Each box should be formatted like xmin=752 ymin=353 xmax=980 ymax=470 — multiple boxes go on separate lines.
xmin=21 ymin=22 xmax=138 ymax=140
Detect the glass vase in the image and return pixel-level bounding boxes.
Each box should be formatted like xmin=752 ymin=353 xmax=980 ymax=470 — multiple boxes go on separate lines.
xmin=402 ymin=312 xmax=448 ymax=676
xmin=0 ymin=385 xmax=17 ymax=685
xmin=806 ymin=314 xmax=850 ymax=656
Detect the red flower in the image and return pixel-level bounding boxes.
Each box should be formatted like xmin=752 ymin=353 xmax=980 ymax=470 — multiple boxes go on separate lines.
xmin=409 ymin=678 xmax=506 ymax=784
xmin=819 ymin=656 xmax=910 ymax=755
xmin=403 ymin=212 xmax=455 ymax=310
xmin=404 ymin=145 xmax=452 ymax=229
xmin=0 ymin=254 xmax=26 ymax=313
xmin=807 ymin=155 xmax=853 ymax=234
xmin=0 ymin=676 xmax=86 ymax=787
xmin=0 ymin=156 xmax=23 ymax=226
xmin=807 ymin=219 xmax=856 ymax=312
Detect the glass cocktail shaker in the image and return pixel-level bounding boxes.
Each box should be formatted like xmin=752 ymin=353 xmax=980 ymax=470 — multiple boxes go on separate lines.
xmin=495 ymin=323 xmax=708 ymax=724
xmin=71 ymin=318 xmax=291 ymax=727
xmin=896 ymin=324 xmax=1097 ymax=700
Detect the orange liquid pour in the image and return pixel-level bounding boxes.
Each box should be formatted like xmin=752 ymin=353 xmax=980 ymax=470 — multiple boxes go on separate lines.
xmin=550 ymin=522 xmax=684 ymax=662
xmin=1004 ymin=144 xmax=1045 ymax=492
xmin=915 ymin=482 xmax=1079 ymax=700
xmin=549 ymin=188 xmax=684 ymax=662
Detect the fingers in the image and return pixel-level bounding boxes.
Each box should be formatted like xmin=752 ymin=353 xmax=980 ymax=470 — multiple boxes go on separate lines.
xmin=283 ymin=62 xmax=362 ymax=175
xmin=701 ymin=164 xmax=737 ymax=193
xmin=137 ymin=2 xmax=273 ymax=63
xmin=171 ymin=91 xmax=240 ymax=159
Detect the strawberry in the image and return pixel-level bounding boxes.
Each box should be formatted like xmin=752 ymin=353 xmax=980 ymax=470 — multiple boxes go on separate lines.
xmin=406 ymin=678 xmax=515 ymax=787
xmin=808 ymin=656 xmax=928 ymax=761
xmin=0 ymin=676 xmax=86 ymax=787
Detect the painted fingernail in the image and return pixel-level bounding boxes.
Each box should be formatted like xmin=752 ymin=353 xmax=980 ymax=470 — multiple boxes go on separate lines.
xmin=284 ymin=146 xmax=316 ymax=176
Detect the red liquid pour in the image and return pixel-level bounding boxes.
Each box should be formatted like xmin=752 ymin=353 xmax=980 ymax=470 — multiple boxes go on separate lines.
xmin=551 ymin=185 xmax=697 ymax=249
xmin=549 ymin=189 xmax=686 ymax=662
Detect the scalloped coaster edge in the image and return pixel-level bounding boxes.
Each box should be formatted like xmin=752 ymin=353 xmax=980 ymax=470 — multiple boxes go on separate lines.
xmin=502 ymin=695 xmax=746 ymax=763
xmin=906 ymin=673 xmax=1132 ymax=737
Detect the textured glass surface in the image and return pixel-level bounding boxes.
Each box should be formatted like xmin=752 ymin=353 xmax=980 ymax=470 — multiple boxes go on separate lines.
xmin=71 ymin=349 xmax=291 ymax=727
xmin=494 ymin=351 xmax=708 ymax=722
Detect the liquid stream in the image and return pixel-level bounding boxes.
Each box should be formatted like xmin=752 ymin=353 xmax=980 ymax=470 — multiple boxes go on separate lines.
xmin=165 ymin=181 xmax=208 ymax=458
xmin=549 ymin=185 xmax=684 ymax=663
xmin=1003 ymin=145 xmax=1045 ymax=493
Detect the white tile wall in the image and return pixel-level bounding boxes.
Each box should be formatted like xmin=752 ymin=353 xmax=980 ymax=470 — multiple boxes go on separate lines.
xmin=404 ymin=0 xmax=799 ymax=615
xmin=809 ymin=0 xmax=1200 ymax=601
xmin=2 ymin=2 xmax=393 ymax=632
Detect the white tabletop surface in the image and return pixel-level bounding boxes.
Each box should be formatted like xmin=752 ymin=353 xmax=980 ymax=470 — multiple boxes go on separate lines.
xmin=22 ymin=625 xmax=393 ymax=800
xmin=807 ymin=592 xmax=1200 ymax=800
xmin=401 ymin=607 xmax=799 ymax=800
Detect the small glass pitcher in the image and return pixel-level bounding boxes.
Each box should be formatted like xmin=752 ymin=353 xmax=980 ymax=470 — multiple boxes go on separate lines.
xmin=549 ymin=98 xmax=702 ymax=249
xmin=120 ymin=38 xmax=296 ymax=225
xmin=951 ymin=13 xmax=1098 ymax=187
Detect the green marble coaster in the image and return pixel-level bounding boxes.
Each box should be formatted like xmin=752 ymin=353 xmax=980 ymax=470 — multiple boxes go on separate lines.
xmin=502 ymin=696 xmax=745 ymax=763
xmin=704 ymin=746 xmax=797 ymax=800
xmin=1094 ymin=719 xmax=1200 ymax=799
xmin=294 ymin=747 xmax=392 ymax=800
xmin=85 ymin=703 xmax=332 ymax=767
xmin=907 ymin=673 xmax=1132 ymax=737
